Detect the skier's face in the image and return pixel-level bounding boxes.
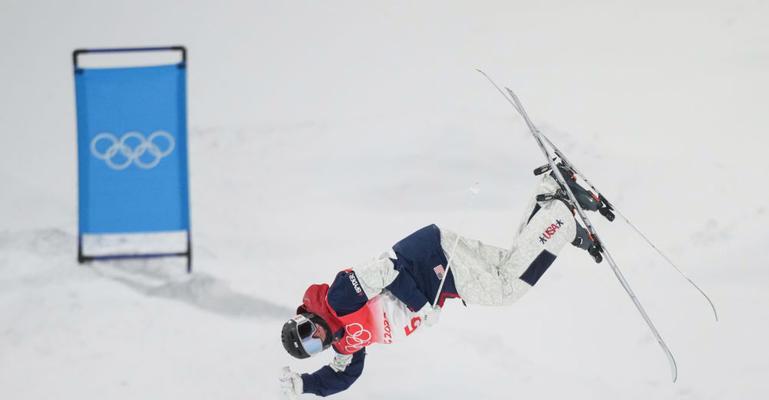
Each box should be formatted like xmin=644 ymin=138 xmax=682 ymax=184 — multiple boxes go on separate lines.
xmin=312 ymin=322 xmax=328 ymax=343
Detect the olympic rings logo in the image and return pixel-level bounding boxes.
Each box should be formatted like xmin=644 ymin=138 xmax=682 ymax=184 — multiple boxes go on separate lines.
xmin=90 ymin=131 xmax=175 ymax=170
xmin=343 ymin=323 xmax=372 ymax=352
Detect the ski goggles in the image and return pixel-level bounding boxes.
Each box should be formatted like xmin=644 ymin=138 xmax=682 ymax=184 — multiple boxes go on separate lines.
xmin=291 ymin=314 xmax=325 ymax=356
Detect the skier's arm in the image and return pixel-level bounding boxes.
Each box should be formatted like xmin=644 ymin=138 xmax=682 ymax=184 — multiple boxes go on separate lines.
xmin=383 ymin=266 xmax=429 ymax=311
xmin=352 ymin=252 xmax=430 ymax=311
xmin=301 ymin=349 xmax=366 ymax=397
xmin=350 ymin=252 xmax=399 ymax=298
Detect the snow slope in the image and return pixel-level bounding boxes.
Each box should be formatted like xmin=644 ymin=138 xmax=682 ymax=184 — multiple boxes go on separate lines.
xmin=2 ymin=1 xmax=769 ymax=399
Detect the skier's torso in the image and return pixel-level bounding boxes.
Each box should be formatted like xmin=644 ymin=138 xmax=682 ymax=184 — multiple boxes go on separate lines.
xmin=297 ymin=225 xmax=461 ymax=397
xmin=301 ymin=225 xmax=461 ymax=354
xmin=332 ymin=290 xmax=424 ymax=354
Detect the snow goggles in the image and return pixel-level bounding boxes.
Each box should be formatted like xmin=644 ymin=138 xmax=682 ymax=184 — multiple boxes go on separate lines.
xmin=292 ymin=314 xmax=326 ymax=356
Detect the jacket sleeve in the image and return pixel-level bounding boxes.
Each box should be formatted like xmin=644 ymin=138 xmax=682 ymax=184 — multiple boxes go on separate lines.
xmin=301 ymin=349 xmax=366 ymax=397
xmin=352 ymin=252 xmax=429 ymax=311
xmin=384 ymin=264 xmax=429 ymax=311
xmin=327 ymin=270 xmax=369 ymax=317
xmin=351 ymin=251 xmax=399 ymax=298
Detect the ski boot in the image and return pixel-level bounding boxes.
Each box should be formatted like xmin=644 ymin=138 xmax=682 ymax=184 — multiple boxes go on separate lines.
xmin=532 ymin=166 xmax=604 ymax=263
xmin=533 ymin=162 xmax=615 ymax=221
xmin=572 ymin=221 xmax=603 ymax=263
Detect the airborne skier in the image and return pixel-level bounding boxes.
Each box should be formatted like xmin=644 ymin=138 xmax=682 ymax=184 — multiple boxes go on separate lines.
xmin=279 ymin=75 xmax=717 ymax=395
xmin=278 ymin=169 xmax=602 ymax=398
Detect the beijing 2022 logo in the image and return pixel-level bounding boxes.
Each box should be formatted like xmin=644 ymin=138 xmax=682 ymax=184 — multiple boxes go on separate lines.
xmin=90 ymin=131 xmax=175 ymax=170
xmin=343 ymin=323 xmax=372 ymax=352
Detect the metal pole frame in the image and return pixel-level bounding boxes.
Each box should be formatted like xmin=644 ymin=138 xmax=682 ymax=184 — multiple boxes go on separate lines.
xmin=73 ymin=46 xmax=187 ymax=72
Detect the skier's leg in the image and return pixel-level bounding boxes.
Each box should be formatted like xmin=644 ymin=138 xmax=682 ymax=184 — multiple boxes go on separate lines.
xmin=438 ymin=228 xmax=516 ymax=306
xmin=439 ymin=175 xmax=577 ymax=306
xmin=495 ymin=192 xmax=576 ymax=303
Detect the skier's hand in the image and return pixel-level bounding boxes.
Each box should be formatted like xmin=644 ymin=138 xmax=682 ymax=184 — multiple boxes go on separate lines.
xmin=417 ymin=303 xmax=440 ymax=327
xmin=279 ymin=366 xmax=303 ymax=399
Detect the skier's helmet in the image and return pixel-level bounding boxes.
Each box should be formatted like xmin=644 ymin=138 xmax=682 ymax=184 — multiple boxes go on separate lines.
xmin=281 ymin=312 xmax=333 ymax=359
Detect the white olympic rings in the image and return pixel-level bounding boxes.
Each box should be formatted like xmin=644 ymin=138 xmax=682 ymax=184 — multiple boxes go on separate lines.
xmin=90 ymin=130 xmax=176 ymax=170
xmin=343 ymin=323 xmax=372 ymax=352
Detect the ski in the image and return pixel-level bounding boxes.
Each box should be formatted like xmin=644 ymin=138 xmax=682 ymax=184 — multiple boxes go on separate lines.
xmin=519 ymin=116 xmax=717 ymax=321
xmin=535 ymin=132 xmax=719 ymax=322
xmin=477 ymin=69 xmax=679 ymax=382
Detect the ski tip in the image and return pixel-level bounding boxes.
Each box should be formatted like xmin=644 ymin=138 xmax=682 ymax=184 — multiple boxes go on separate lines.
xmin=504 ymin=87 xmax=521 ymax=103
xmin=709 ymin=299 xmax=719 ymax=322
xmin=670 ymin=355 xmax=679 ymax=383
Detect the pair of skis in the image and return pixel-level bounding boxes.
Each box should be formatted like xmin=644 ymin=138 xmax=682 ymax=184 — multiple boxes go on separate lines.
xmin=478 ymin=70 xmax=717 ymax=383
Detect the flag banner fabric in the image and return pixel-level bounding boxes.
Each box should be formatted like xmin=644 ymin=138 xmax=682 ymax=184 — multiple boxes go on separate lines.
xmin=73 ymin=48 xmax=191 ymax=267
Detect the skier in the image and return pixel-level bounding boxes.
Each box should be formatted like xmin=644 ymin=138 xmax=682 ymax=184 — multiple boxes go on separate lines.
xmin=279 ymin=168 xmax=601 ymax=398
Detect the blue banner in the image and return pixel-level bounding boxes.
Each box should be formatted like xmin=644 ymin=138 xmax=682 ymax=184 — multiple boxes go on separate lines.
xmin=75 ymin=64 xmax=190 ymax=234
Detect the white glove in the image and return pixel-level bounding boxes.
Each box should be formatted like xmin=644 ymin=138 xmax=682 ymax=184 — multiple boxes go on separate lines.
xmin=279 ymin=366 xmax=303 ymax=399
xmin=416 ymin=303 xmax=441 ymax=327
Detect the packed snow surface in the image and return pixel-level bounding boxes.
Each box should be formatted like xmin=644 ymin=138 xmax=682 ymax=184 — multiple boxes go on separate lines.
xmin=2 ymin=1 xmax=769 ymax=399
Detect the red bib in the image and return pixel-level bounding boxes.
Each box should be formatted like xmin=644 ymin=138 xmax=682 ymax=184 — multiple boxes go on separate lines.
xmin=331 ymin=291 xmax=426 ymax=354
